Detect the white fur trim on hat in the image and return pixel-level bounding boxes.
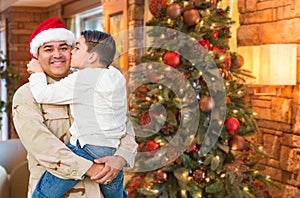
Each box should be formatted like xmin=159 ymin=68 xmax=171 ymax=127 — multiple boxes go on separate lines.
xmin=30 ymin=28 xmax=75 ymax=58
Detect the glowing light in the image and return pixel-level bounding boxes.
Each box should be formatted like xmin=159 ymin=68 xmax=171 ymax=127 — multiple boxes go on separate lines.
xmin=243 ymin=186 xmax=249 ymax=191
xmin=181 ymin=190 xmax=187 ymax=197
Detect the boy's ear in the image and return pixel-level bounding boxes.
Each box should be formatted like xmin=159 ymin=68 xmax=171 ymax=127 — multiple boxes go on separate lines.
xmin=87 ymin=52 xmax=98 ymax=63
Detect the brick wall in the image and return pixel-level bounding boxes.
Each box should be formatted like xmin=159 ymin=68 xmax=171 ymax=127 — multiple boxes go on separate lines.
xmin=238 ymin=0 xmax=300 ymax=197
xmin=0 ymin=7 xmax=50 ymax=138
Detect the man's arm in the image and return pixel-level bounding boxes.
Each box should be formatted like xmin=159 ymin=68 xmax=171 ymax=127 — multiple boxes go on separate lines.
xmin=12 ymin=84 xmax=102 ymax=180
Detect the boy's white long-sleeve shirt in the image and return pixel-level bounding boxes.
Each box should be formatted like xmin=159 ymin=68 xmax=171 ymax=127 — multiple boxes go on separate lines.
xmin=29 ymin=67 xmax=127 ymax=148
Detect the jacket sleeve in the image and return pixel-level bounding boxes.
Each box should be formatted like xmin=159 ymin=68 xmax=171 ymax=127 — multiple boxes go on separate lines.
xmin=114 ymin=117 xmax=138 ymax=168
xmin=12 ymin=84 xmax=93 ymax=180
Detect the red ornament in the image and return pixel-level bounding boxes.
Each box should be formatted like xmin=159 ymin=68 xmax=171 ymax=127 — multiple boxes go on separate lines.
xmin=197 ymin=40 xmax=210 ymax=51
xmin=188 ymin=144 xmax=199 ymax=154
xmin=226 ymin=97 xmax=231 ymax=102
xmin=141 ymin=112 xmax=152 ymax=126
xmin=163 ymin=51 xmax=181 ymax=68
xmin=149 ymin=0 xmax=168 ymax=18
xmin=213 ymin=31 xmax=219 ymax=40
xmin=137 ymin=93 xmax=146 ymax=99
xmin=139 ymin=86 xmax=149 ymax=92
xmin=224 ymin=117 xmax=240 ymax=135
xmin=147 ymin=140 xmax=160 ymax=151
xmin=127 ymin=175 xmax=145 ymax=197
xmin=183 ymin=9 xmax=200 ymax=26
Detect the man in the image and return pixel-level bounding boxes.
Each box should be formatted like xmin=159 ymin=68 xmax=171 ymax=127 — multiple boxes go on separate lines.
xmin=12 ymin=17 xmax=137 ymax=197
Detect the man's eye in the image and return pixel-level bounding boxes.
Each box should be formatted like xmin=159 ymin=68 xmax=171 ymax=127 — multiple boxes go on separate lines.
xmin=61 ymin=47 xmax=69 ymax=51
xmin=45 ymin=49 xmax=53 ymax=52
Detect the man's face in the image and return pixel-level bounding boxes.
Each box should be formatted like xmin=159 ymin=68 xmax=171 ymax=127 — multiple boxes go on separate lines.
xmin=71 ymin=35 xmax=90 ymax=69
xmin=37 ymin=41 xmax=72 ymax=80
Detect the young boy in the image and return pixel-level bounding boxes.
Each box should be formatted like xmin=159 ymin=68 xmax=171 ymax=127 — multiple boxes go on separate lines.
xmin=27 ymin=30 xmax=128 ymax=198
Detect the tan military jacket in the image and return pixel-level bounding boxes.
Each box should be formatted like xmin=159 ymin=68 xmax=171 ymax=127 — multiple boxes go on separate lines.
xmin=12 ymin=78 xmax=137 ymax=198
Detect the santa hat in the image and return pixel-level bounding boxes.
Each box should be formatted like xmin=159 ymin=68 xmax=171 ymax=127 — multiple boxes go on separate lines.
xmin=29 ymin=17 xmax=75 ymax=58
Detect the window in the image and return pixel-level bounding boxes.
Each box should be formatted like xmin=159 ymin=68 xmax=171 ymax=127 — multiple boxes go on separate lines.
xmin=74 ymin=6 xmax=103 ymax=38
xmin=0 ymin=19 xmax=7 ymax=141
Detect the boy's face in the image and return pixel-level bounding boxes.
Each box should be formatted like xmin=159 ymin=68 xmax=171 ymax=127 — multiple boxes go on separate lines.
xmin=71 ymin=35 xmax=90 ymax=69
xmin=37 ymin=41 xmax=71 ymax=81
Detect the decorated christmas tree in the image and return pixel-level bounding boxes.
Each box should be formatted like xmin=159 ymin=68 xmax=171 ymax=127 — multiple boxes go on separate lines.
xmin=125 ymin=0 xmax=277 ymax=197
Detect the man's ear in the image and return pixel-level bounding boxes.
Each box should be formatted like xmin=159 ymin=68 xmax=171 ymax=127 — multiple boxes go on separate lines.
xmin=87 ymin=52 xmax=98 ymax=63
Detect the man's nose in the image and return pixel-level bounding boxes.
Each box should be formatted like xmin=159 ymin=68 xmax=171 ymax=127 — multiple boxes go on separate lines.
xmin=53 ymin=48 xmax=62 ymax=58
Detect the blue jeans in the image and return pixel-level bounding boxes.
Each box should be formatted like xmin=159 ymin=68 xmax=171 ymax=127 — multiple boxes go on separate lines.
xmin=32 ymin=141 xmax=127 ymax=198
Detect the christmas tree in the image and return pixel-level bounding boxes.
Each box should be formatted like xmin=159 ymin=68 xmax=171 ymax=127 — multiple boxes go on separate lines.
xmin=126 ymin=0 xmax=277 ymax=197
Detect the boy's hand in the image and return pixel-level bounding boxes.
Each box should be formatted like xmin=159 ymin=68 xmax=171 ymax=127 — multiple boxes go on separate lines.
xmin=27 ymin=58 xmax=43 ymax=73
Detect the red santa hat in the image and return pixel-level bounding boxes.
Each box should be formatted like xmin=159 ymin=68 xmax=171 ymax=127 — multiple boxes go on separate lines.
xmin=29 ymin=17 xmax=75 ymax=58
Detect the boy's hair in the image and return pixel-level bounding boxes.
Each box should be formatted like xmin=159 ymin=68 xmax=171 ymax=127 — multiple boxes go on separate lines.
xmin=81 ymin=30 xmax=116 ymax=67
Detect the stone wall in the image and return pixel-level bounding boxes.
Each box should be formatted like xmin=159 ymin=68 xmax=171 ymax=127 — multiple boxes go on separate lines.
xmin=238 ymin=0 xmax=300 ymax=197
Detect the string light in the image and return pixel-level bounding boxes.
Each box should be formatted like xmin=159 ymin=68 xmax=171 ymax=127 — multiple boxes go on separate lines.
xmin=181 ymin=190 xmax=187 ymax=198
xmin=243 ymin=186 xmax=249 ymax=191
xmin=183 ymin=1 xmax=189 ymax=7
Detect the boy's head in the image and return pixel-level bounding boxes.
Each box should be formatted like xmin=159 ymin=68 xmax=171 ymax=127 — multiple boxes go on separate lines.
xmin=82 ymin=30 xmax=116 ymax=68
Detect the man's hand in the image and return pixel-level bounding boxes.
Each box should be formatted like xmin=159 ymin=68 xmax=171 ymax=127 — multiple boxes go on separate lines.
xmin=90 ymin=156 xmax=126 ymax=184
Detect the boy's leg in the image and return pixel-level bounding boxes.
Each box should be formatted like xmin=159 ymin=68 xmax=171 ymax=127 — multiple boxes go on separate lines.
xmin=32 ymin=141 xmax=94 ymax=198
xmin=83 ymin=144 xmax=127 ymax=198
xmin=32 ymin=171 xmax=79 ymax=198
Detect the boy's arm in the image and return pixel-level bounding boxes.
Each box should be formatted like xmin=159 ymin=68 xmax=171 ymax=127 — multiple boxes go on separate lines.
xmin=28 ymin=72 xmax=76 ymax=104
